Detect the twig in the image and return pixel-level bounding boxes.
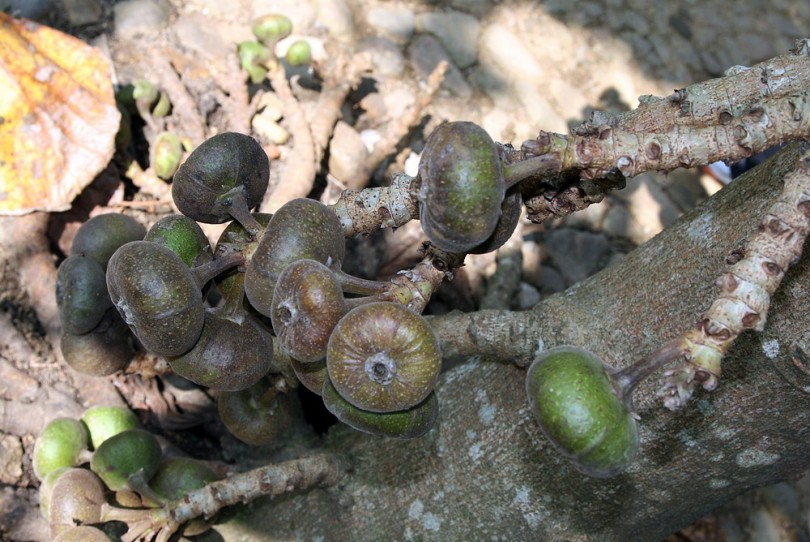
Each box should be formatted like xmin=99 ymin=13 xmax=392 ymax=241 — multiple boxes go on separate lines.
xmin=658 ymin=144 xmax=810 ymax=409
xmin=101 ymin=453 xmax=346 ymax=542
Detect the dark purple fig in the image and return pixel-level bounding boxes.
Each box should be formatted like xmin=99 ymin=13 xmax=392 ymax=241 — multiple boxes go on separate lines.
xmin=322 ymin=379 xmax=438 ymax=439
xmin=106 ymin=241 xmax=204 ymax=357
xmin=218 ymin=381 xmax=295 ymax=446
xmin=291 ymin=357 xmax=328 ymax=395
xmin=56 ymin=255 xmax=111 ymax=335
xmin=468 ymin=186 xmax=522 ymax=254
xmin=327 ymin=302 xmax=441 ymax=413
xmin=59 ymin=310 xmax=133 ymax=376
xmin=168 ymin=311 xmax=273 ymax=391
xmin=417 ymin=121 xmax=505 ymax=252
xmin=145 ymin=214 xmax=213 ymax=268
xmin=271 ymin=259 xmax=346 ymax=363
xmin=172 ymin=132 xmax=269 ymax=236
xmin=245 ymin=198 xmax=345 ymax=316
xmin=71 ymin=213 xmax=146 ymax=270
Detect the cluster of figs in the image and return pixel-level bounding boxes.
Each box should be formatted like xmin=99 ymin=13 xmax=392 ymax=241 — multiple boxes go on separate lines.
xmin=34 ymin=406 xmax=219 ymax=540
xmin=57 ymin=123 xmax=642 ymax=476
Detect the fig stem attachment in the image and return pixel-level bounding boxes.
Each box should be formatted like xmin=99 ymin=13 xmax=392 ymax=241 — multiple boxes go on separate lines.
xmin=611 ymin=339 xmax=686 ymax=408
xmin=217 ymin=189 xmax=265 ymax=239
xmin=502 ymin=155 xmax=560 ymax=190
xmin=190 ymin=252 xmax=245 ymax=289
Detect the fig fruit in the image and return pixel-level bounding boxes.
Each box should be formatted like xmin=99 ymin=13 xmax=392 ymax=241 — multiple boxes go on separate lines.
xmin=525 ymin=346 xmax=639 ymax=478
xmin=71 ymin=213 xmax=146 ymax=270
xmin=90 ymin=429 xmax=162 ymax=492
xmin=33 ymin=418 xmax=89 ymax=480
xmin=327 ymin=302 xmax=441 ymax=413
xmin=271 ymin=259 xmax=346 ymax=363
xmin=56 ymin=255 xmax=111 ymax=335
xmin=417 ymin=121 xmax=505 ymax=252
xmin=322 ymin=379 xmax=438 ymax=439
xmin=81 ymin=406 xmax=140 ymax=450
xmin=106 ymin=241 xmax=204 ymax=357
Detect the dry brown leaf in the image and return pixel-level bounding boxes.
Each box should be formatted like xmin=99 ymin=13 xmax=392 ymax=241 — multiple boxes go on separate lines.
xmin=0 ymin=13 xmax=119 ymax=215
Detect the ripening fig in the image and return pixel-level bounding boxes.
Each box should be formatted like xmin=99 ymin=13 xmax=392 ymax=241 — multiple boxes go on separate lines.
xmin=47 ymin=469 xmax=106 ymax=537
xmin=59 ymin=309 xmax=133 ymax=376
xmin=145 ymin=214 xmax=213 ymax=269
xmin=327 ymin=302 xmax=441 ymax=413
xmin=417 ymin=121 xmax=505 ymax=253
xmin=218 ymin=381 xmax=295 ymax=446
xmin=167 ymin=311 xmax=273 ymax=391
xmin=271 ymin=259 xmax=346 ymax=363
xmin=245 ymin=198 xmax=345 ymax=316
xmin=106 ymin=241 xmax=204 ymax=357
xmin=525 ymin=347 xmax=639 ymax=478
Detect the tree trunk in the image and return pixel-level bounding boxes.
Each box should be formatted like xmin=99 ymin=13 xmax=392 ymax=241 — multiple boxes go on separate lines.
xmin=218 ymin=143 xmax=810 ymax=541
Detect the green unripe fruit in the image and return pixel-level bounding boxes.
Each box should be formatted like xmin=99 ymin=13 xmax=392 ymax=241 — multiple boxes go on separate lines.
xmin=322 ymin=379 xmax=438 ymax=439
xmin=81 ymin=406 xmax=140 ymax=450
xmin=90 ymin=429 xmax=162 ymax=491
xmin=150 ymin=457 xmax=219 ymax=500
xmin=285 ymin=40 xmax=311 ymax=67
xmin=151 ymin=132 xmax=184 ymax=179
xmin=525 ymin=346 xmax=639 ymax=478
xmin=238 ymin=40 xmax=271 ymax=84
xmin=33 ymin=418 xmax=89 ymax=480
xmin=145 ymin=214 xmax=213 ymax=268
xmin=417 ymin=121 xmax=505 ymax=253
xmin=252 ymin=14 xmax=292 ymax=44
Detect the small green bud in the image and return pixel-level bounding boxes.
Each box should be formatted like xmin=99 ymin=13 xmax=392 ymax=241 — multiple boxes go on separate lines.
xmin=151 ymin=90 xmax=171 ymax=118
xmin=238 ymin=40 xmax=272 ymax=84
xmin=252 ymin=14 xmax=292 ymax=45
xmin=285 ymin=40 xmax=311 ymax=67
xmin=132 ymin=80 xmax=158 ymax=109
xmin=151 ymin=132 xmax=184 ymax=179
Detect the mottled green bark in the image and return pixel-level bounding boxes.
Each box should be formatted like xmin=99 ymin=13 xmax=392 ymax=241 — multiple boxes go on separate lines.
xmin=217 ymin=144 xmax=810 ymax=541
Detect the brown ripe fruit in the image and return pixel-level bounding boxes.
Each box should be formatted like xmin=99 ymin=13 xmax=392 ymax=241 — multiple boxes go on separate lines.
xmin=327 ymin=302 xmax=441 ymax=413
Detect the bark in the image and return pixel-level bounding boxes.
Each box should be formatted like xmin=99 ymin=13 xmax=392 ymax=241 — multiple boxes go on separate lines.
xmin=216 ymin=143 xmax=810 ymax=541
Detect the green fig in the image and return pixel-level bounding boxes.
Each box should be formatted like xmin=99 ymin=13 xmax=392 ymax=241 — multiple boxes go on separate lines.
xmin=525 ymin=346 xmax=639 ymax=478
xmin=322 ymin=379 xmax=438 ymax=439
xmin=33 ymin=418 xmax=89 ymax=481
xmin=90 ymin=429 xmax=162 ymax=492
xmin=145 ymin=214 xmax=213 ymax=268
xmin=81 ymin=406 xmax=141 ymax=450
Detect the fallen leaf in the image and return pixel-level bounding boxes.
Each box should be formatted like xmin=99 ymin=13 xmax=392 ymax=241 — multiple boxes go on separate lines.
xmin=0 ymin=13 xmax=120 ymax=215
